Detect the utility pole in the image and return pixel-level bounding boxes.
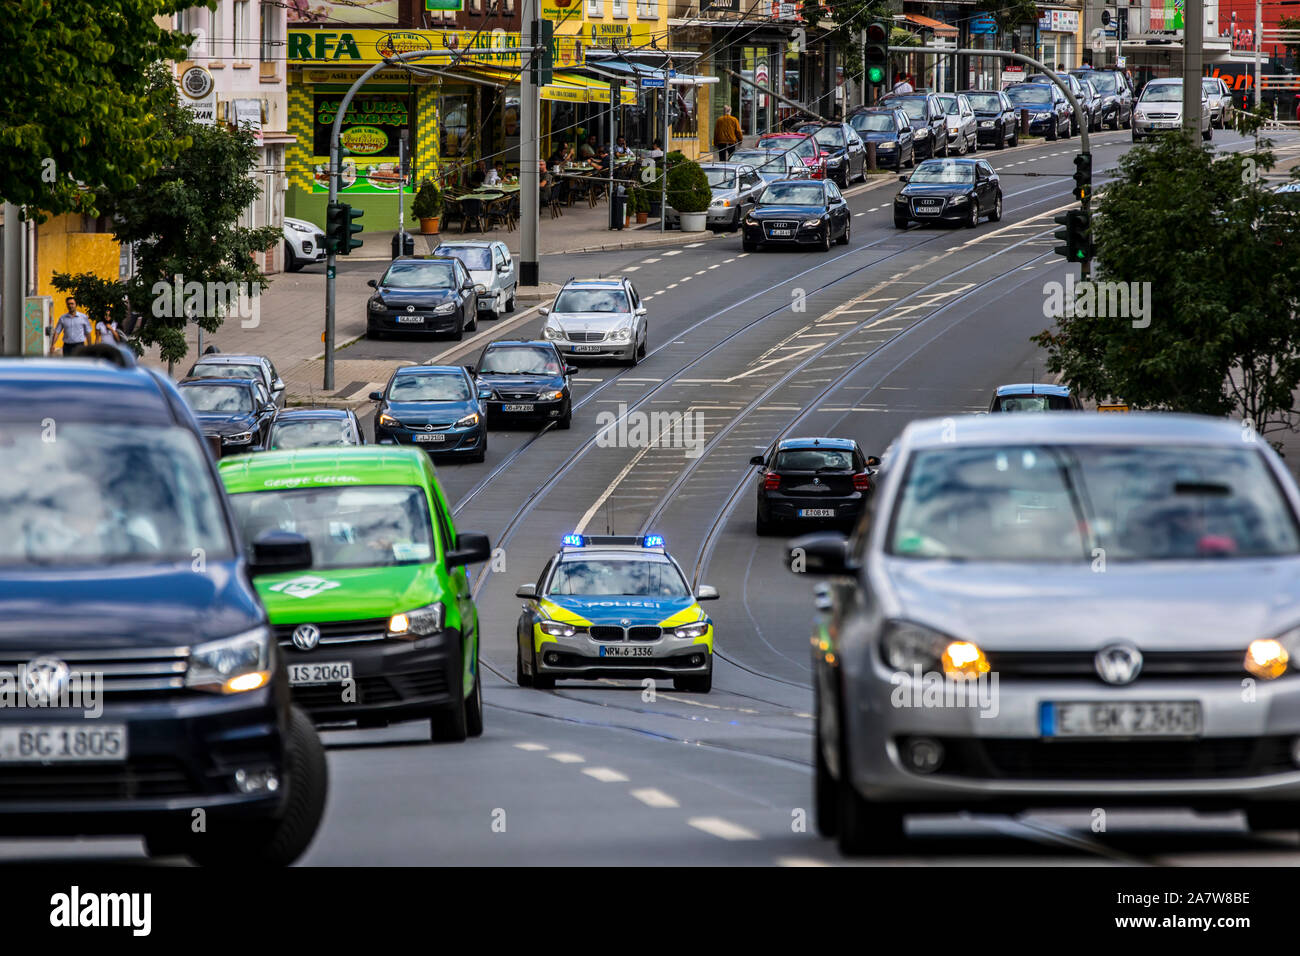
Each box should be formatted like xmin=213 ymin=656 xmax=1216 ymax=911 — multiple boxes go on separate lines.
xmin=1255 ymin=0 xmax=1263 ymax=109
xmin=660 ymin=56 xmax=672 ymax=235
xmin=1184 ymin=0 xmax=1204 ymax=136
xmin=520 ymin=0 xmax=540 ymax=288
xmin=1 ymin=204 xmax=22 ymax=356
xmin=1117 ymin=0 xmax=1124 ymax=69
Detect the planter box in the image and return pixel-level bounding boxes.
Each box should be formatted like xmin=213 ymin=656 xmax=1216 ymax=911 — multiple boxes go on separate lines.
xmin=419 ymin=217 xmax=441 ymax=235
xmin=679 ymin=211 xmax=707 ymax=232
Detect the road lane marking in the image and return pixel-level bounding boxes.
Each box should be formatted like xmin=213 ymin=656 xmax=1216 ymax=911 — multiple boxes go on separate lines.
xmin=623 ymin=266 xmax=640 ymax=272
xmin=778 ymin=857 xmax=831 ymax=867
xmin=631 ymin=788 xmax=679 ymax=808
xmin=583 ymin=767 xmax=630 ymax=783
xmin=662 ymin=250 xmax=682 ymax=256
xmin=549 ymin=752 xmax=586 ymax=763
xmin=688 ymin=817 xmax=760 ymax=840
xmin=514 ymin=742 xmax=548 ymax=751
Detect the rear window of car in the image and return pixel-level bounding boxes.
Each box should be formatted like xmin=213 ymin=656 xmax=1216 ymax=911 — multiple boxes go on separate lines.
xmin=994 ymin=394 xmax=1075 ymax=412
xmin=435 ymin=246 xmax=493 ymax=271
xmin=189 ymin=363 xmax=261 ymax=381
xmin=774 ymin=448 xmax=856 ymax=471
xmin=268 ymin=419 xmax=354 ymax=449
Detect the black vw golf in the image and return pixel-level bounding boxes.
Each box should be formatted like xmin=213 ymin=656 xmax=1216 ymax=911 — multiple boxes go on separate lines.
xmin=470 ymin=340 xmax=575 ymax=430
xmin=742 ymin=180 xmax=852 ymax=252
xmin=959 ymin=89 xmax=1020 ymax=148
xmin=751 ymin=437 xmax=878 ymax=534
xmin=894 ymin=158 xmax=1003 ymax=229
xmin=366 ymin=255 xmax=479 ymax=340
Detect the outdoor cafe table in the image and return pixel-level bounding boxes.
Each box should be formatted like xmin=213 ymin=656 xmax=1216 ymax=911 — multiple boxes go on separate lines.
xmin=456 ymin=190 xmax=514 ymax=232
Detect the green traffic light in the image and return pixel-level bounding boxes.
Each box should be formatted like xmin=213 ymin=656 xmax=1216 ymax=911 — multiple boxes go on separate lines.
xmin=868 ymin=67 xmax=884 ymax=84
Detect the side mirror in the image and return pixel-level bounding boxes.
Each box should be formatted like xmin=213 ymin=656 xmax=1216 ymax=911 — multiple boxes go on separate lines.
xmin=898 ymin=175 xmax=908 ymax=183
xmin=749 ymin=454 xmax=766 ymax=466
xmin=515 ymin=583 xmax=537 ymax=599
xmin=564 ymin=364 xmax=578 ymax=376
xmin=249 ymin=530 xmax=313 ymax=577
xmin=787 ymin=532 xmax=856 ymax=575
xmin=368 ymin=390 xmax=383 ymax=402
xmin=539 ymin=307 xmax=550 ymax=316
xmin=866 ymin=455 xmax=881 ymax=467
xmin=445 ymin=530 xmax=491 ymax=568
xmin=695 ymin=584 xmax=719 ymax=601
xmin=367 ymin=279 xmax=378 ymax=288
xmin=498 ymin=262 xmax=510 ymax=273
xmin=635 ymin=306 xmax=647 ymax=316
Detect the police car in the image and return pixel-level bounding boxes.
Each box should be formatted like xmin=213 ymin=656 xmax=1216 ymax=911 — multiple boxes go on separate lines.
xmin=514 ymin=534 xmax=719 ymax=692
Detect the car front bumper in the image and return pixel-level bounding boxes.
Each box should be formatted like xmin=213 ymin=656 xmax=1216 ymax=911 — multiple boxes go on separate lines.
xmin=535 ymin=627 xmax=712 ymax=680
xmin=554 ymin=338 xmax=636 ymax=360
xmin=894 ymin=197 xmax=969 ymax=223
xmin=743 ymin=221 xmax=831 ymax=245
xmin=375 ymin=422 xmax=485 ymax=456
xmin=368 ymin=308 xmax=464 ymax=335
xmin=482 ymin=396 xmax=568 ymax=423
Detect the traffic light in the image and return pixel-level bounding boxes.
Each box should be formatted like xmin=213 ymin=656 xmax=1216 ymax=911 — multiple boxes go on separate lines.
xmin=865 ymin=21 xmax=888 ymax=90
xmin=1053 ymin=209 xmax=1091 ymax=264
xmin=326 ymin=202 xmax=364 ymax=256
xmin=1072 ymin=151 xmax=1092 ymax=204
xmin=531 ymin=18 xmax=554 ymax=87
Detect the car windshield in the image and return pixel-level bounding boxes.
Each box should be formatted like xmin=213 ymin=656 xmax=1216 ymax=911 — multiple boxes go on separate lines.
xmin=909 ymin=162 xmax=974 ymax=184
xmin=389 ymin=373 xmax=471 ymax=401
xmin=189 ymin=363 xmax=261 ymax=382
xmin=888 ymin=444 xmax=1300 ymax=562
xmin=435 ymin=246 xmax=492 ymax=271
xmin=886 ymin=98 xmax=927 ymax=121
xmin=1202 ymin=79 xmax=1220 ymax=94
xmin=758 ymin=136 xmax=813 ymax=159
xmin=805 ymin=126 xmax=845 ymax=147
xmin=0 ymin=423 xmax=232 ymax=565
xmin=850 ymin=112 xmax=894 ymax=132
xmin=1006 ymin=86 xmax=1052 ymax=106
xmin=182 ymin=382 xmax=253 ymax=413
xmin=759 ymin=183 xmax=825 ymax=205
xmin=995 ymin=394 xmax=1075 ymax=412
xmin=1142 ymin=84 xmax=1183 ymax=102
xmin=548 ymin=556 xmax=690 ymax=597
xmin=964 ymin=93 xmax=1002 ymax=111
xmin=705 ymin=168 xmax=736 ymax=188
xmin=553 ymin=288 xmax=629 ymax=313
xmin=1087 ymin=72 xmax=1120 ymax=93
xmin=479 ymin=346 xmax=561 ymax=375
xmin=774 ymin=448 xmax=855 ymax=471
xmin=268 ymin=419 xmax=353 ymax=449
xmin=734 ymin=151 xmax=789 ymax=174
xmin=380 ymin=261 xmax=457 ymax=289
xmin=936 ymin=95 xmax=958 ymax=113
xmin=229 ymin=485 xmax=436 ymax=570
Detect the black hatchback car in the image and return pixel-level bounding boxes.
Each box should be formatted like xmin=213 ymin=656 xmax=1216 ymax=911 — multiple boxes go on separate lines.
xmin=366 ymin=255 xmax=479 ymax=340
xmin=894 ymin=157 xmax=1003 ymax=229
xmin=372 ymin=364 xmax=488 ymax=461
xmin=267 ymin=407 xmax=364 ymax=450
xmin=879 ymin=93 xmax=948 ymax=159
xmin=742 ymin=179 xmax=852 ymax=252
xmin=178 ymin=376 xmax=277 ymax=455
xmin=751 ymin=437 xmax=878 ymax=533
xmin=958 ymin=89 xmax=1020 ymax=148
xmin=470 ymin=340 xmax=576 ymax=430
xmin=795 ymin=121 xmax=868 ymax=187
xmin=0 ymin=349 xmax=326 ymax=865
xmin=847 ymin=108 xmax=915 ymax=171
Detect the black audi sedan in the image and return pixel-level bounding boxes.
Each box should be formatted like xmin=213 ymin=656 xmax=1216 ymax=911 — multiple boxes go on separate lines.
xmin=751 ymin=437 xmax=878 ymax=534
xmin=1004 ymin=82 xmax=1072 ymax=140
xmin=959 ymin=89 xmax=1020 ymax=148
xmin=470 ymin=340 xmax=575 ymax=430
xmin=177 ymin=376 xmax=277 ymax=455
xmin=365 ymin=255 xmax=479 ymax=341
xmin=266 ymin=407 xmax=364 ymax=450
xmin=894 ymin=158 xmax=1003 ymax=229
xmin=371 ymin=364 xmax=487 ymax=461
xmin=742 ymin=180 xmax=852 ymax=252
xmin=847 ymin=107 xmax=915 ymax=171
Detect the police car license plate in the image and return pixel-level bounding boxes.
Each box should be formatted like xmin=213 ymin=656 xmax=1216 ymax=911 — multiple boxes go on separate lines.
xmin=502 ymin=404 xmax=534 ymax=412
xmin=0 ymin=725 xmax=128 ymax=763
xmin=599 ymin=646 xmax=653 ymax=658
xmin=396 ymin=316 xmax=425 ymax=323
xmin=413 ymin=433 xmax=447 ymax=442
xmin=289 ymin=662 xmax=354 ymax=685
xmin=799 ymin=508 xmax=835 ymax=518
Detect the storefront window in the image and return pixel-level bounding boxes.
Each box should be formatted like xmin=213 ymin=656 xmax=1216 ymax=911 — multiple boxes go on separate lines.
xmin=440 ymin=91 xmax=473 ymax=160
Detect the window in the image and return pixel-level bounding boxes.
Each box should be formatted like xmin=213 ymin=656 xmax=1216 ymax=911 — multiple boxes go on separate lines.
xmin=586 ymin=0 xmax=601 ymax=14
xmin=636 ymin=0 xmax=658 ymax=18
xmin=209 ymin=3 xmax=224 ymax=59
xmin=259 ymin=0 xmax=276 ymax=62
xmin=233 ymin=0 xmax=249 ymax=62
xmin=612 ymin=0 xmax=628 ymax=17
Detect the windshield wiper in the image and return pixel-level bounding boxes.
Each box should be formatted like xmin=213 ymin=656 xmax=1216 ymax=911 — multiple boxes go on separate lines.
xmin=1044 ymin=447 xmax=1099 ymax=560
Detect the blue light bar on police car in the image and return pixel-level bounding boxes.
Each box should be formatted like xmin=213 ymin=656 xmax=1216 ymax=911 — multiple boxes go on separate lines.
xmin=562 ymin=533 xmax=585 ymax=547
xmin=643 ymin=534 xmax=665 ymax=548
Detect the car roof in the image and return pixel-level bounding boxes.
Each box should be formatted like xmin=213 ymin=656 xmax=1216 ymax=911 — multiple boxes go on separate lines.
xmin=700 ymin=162 xmax=746 ymax=170
xmin=899 ymin=412 xmax=1248 ymax=451
xmin=393 ymin=364 xmax=469 ymax=375
xmin=759 ymin=132 xmax=811 ymax=139
xmin=191 ymin=354 xmax=267 ymax=366
xmin=563 ymin=278 xmax=625 ymax=288
xmin=434 ymin=240 xmax=496 ymax=248
xmin=273 ymin=407 xmax=352 ymax=421
xmin=917 ymin=157 xmax=981 ymax=166
xmin=777 ymin=436 xmax=858 ymax=451
xmin=0 ymin=360 xmax=181 ymax=426
xmin=218 ymin=446 xmax=432 ymax=493
xmin=179 ymin=376 xmax=258 ymax=388
xmin=484 ymin=338 xmax=553 ymax=349
xmin=557 ymin=548 xmax=673 ymax=562
xmin=995 ymin=383 xmax=1072 ymax=397
xmin=389 ymin=255 xmax=459 ymax=264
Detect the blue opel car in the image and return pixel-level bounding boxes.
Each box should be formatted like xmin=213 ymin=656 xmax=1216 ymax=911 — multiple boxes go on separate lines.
xmin=371 ymin=364 xmax=487 ymax=462
xmin=0 ymin=347 xmax=327 ymax=865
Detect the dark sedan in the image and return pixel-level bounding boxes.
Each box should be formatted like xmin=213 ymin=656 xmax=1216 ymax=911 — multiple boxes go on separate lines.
xmin=1072 ymin=68 xmax=1134 ymax=129
xmin=470 ymin=340 xmax=575 ymax=430
xmin=742 ymin=180 xmax=851 ymax=252
xmin=177 ymin=376 xmax=276 ymax=455
xmin=959 ymin=89 xmax=1019 ymax=148
xmin=795 ymin=121 xmax=868 ymax=187
xmin=266 ymin=407 xmax=364 ymax=449
xmin=365 ymin=256 xmax=479 ymax=340
xmin=879 ymin=93 xmax=948 ymax=159
xmin=751 ymin=437 xmax=878 ymax=534
xmin=848 ymin=107 xmax=915 ymax=171
xmin=1004 ymin=82 xmax=1072 ymax=140
xmin=371 ymin=365 xmax=487 ymax=461
xmin=894 ymin=158 xmax=1002 ymax=229
xmin=1024 ymin=72 xmax=1086 ymax=135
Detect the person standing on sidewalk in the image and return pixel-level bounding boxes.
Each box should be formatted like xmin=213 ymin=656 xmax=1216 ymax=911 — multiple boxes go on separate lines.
xmin=713 ymin=105 xmax=743 ymax=161
xmin=49 ymin=297 xmax=92 ymax=356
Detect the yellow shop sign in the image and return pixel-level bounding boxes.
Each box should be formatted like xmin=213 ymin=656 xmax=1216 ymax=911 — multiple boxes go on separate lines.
xmin=288 ymin=29 xmax=581 ymax=68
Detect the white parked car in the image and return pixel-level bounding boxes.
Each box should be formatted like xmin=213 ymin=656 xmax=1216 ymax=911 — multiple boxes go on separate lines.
xmin=433 ymin=240 xmax=517 ymax=320
xmin=1202 ymin=76 xmax=1233 ymax=129
xmin=935 ymin=93 xmax=979 ymax=155
xmin=282 ymin=216 xmax=326 ymax=272
xmin=1133 ymin=79 xmax=1212 ymax=142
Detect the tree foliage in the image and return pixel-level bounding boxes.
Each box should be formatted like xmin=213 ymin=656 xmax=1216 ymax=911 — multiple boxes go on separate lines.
xmin=54 ymin=67 xmax=281 ymax=365
xmin=1031 ymin=124 xmax=1300 ymax=439
xmin=1 ymin=0 xmax=197 ymax=218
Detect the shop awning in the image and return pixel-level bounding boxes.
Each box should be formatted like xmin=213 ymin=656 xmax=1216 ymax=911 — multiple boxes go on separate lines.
xmin=451 ymin=64 xmax=635 ymax=104
xmin=551 ymin=71 xmax=638 ymax=104
xmin=900 ymin=13 xmax=958 ymax=36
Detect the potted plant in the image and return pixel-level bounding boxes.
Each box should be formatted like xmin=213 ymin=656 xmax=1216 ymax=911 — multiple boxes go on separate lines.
xmin=412 ymin=179 xmax=442 ymax=234
xmin=631 ymin=186 xmax=650 ymax=224
xmin=666 ymin=158 xmax=711 ymax=232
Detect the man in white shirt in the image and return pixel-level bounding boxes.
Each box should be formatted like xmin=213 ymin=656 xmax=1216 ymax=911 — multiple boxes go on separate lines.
xmin=892 ymin=73 xmax=914 ymax=95
xmin=50 ymin=297 xmax=93 ymax=356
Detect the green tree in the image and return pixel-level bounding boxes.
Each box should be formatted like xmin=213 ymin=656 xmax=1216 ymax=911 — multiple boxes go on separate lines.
xmin=54 ymin=67 xmax=281 ymax=365
xmin=1 ymin=0 xmax=197 ymax=218
xmin=1031 ymin=126 xmax=1300 ymax=440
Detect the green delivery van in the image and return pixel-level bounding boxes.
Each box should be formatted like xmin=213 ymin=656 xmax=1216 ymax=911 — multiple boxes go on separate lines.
xmin=219 ymin=447 xmax=491 ymax=742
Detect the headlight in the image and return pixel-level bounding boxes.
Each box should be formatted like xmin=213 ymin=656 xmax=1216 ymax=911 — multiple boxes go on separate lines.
xmin=915 ymin=128 xmax=928 ymax=138
xmin=1134 ymin=110 xmax=1148 ymax=121
xmin=980 ymin=121 xmax=993 ymax=128
xmin=803 ymin=217 xmax=823 ymax=227
xmin=881 ymin=140 xmax=897 ymax=148
xmin=881 ymin=621 xmax=990 ymax=680
xmin=744 ymin=216 xmax=759 ymax=226
xmin=388 ymin=603 xmax=445 ymax=639
xmin=950 ymin=194 xmax=969 ymax=204
xmin=674 ymin=623 xmax=709 ymax=640
xmin=186 ymin=627 xmax=271 ymax=694
xmin=543 ymin=325 xmax=563 ymax=340
xmin=826 ymin=156 xmax=843 ymax=166
xmin=610 ymin=326 xmax=632 ymax=341
xmin=222 ymin=431 xmax=253 ymax=444
xmin=368 ymin=299 xmax=385 ymax=312
xmin=474 ymin=284 xmax=487 ymax=294
xmin=288 ymin=222 xmax=313 ymax=233
xmin=711 ymin=197 xmax=732 ymax=207
xmin=1035 ymin=112 xmax=1052 ymax=120
xmin=1246 ymin=626 xmax=1300 ymax=679
xmin=947 ymin=124 xmax=959 ymax=133
xmin=377 ymin=412 xmax=398 ymax=427
xmin=454 ymin=412 xmax=481 ymax=428
xmin=539 ymin=620 xmax=583 ymax=638
xmin=433 ymin=302 xmax=456 ymax=315
xmin=538 ymin=389 xmax=565 ymax=401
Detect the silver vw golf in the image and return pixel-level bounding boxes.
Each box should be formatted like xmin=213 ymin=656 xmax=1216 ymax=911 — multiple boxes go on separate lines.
xmin=794 ymin=413 xmax=1300 ymax=855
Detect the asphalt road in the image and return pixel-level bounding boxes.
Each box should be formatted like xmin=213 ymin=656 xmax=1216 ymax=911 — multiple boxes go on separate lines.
xmin=11 ymin=126 xmax=1300 ymax=866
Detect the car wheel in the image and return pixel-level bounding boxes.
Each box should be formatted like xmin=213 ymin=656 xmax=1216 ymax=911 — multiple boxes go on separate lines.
xmin=466 ymin=310 xmax=478 ymax=332
xmin=430 ymin=643 xmax=469 ymax=742
xmin=965 ymin=200 xmax=979 ymax=229
xmin=956 ymin=134 xmax=966 ymax=156
xmin=814 ymin=683 xmax=839 ymax=838
xmin=1203 ymin=124 xmax=1213 ymax=141
xmin=532 ymin=647 xmax=556 ymax=690
xmin=284 ymin=244 xmax=302 ymax=273
xmin=894 ymin=215 xmax=909 ymax=230
xmin=673 ymin=664 xmax=712 ymax=693
xmin=506 ymin=287 xmax=517 ymax=313
xmin=169 ymin=706 xmax=327 ymax=866
xmin=637 ymin=334 xmax=647 ymax=359
xmin=835 ymin=695 xmax=904 ymax=856
xmin=837 ymin=217 xmax=850 ymax=245
xmin=465 ymin=663 xmax=483 ymax=737
xmin=894 ymin=153 xmax=903 ymax=172
xmin=821 ymin=228 xmax=832 ymax=252
xmin=515 ymin=639 xmax=533 ymax=687
xmin=450 ymin=315 xmax=465 ymax=342
xmin=1047 ymin=123 xmax=1058 ymax=142
xmin=756 ymin=505 xmax=773 ymax=536
xmin=1123 ymin=109 xmax=1132 ymax=130
xmin=989 ymin=192 xmax=1002 ymax=223
xmin=1009 ymin=130 xmax=1019 ymax=148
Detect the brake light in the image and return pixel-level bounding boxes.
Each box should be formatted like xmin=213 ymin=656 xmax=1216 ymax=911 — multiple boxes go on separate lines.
xmin=764 ymin=472 xmax=781 ymax=490
xmin=853 ymin=472 xmax=872 ymax=492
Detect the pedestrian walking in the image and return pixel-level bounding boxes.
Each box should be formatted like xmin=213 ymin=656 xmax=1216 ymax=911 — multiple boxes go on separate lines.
xmin=49 ymin=297 xmax=92 ymax=356
xmin=713 ymin=105 xmax=743 ymax=161
xmin=892 ymin=72 xmax=914 ymax=95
